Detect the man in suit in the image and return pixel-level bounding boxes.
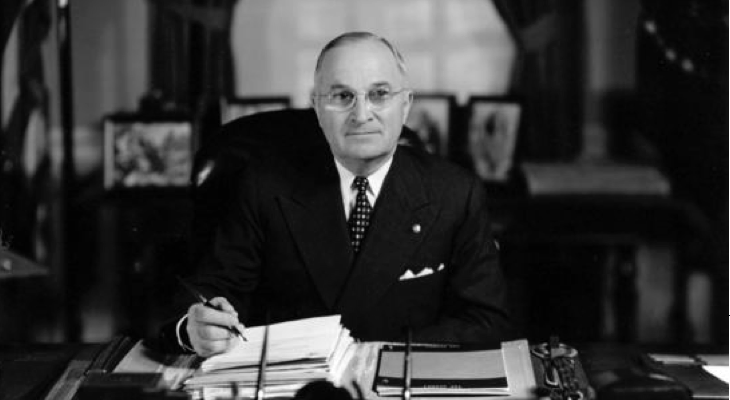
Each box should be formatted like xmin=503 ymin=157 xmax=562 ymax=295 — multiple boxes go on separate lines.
xmin=172 ymin=32 xmax=511 ymax=357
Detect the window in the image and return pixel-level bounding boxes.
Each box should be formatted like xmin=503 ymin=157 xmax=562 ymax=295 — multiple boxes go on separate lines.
xmin=230 ymin=0 xmax=516 ymax=106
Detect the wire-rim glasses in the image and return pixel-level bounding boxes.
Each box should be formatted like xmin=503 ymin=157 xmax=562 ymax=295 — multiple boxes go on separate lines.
xmin=316 ymin=87 xmax=410 ymax=112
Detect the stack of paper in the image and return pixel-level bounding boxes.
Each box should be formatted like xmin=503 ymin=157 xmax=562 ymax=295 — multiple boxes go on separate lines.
xmin=184 ymin=315 xmax=353 ymax=399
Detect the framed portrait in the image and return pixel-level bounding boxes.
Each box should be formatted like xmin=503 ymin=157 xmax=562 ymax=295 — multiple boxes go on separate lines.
xmin=465 ymin=96 xmax=522 ymax=182
xmin=404 ymin=93 xmax=456 ymax=157
xmin=103 ymin=114 xmax=193 ymax=189
xmin=221 ymin=96 xmax=291 ymax=124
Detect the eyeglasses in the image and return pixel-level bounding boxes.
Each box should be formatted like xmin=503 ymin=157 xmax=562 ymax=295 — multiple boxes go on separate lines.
xmin=316 ymin=88 xmax=409 ymax=112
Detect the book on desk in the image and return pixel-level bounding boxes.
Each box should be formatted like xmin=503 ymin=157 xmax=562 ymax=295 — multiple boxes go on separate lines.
xmin=373 ymin=345 xmax=509 ymax=397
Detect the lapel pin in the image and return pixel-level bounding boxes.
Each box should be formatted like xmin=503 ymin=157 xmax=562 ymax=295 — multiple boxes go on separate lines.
xmin=411 ymin=224 xmax=421 ymax=234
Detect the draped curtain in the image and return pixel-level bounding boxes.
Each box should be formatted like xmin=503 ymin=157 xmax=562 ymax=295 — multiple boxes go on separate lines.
xmin=0 ymin=0 xmax=56 ymax=342
xmin=492 ymin=0 xmax=584 ymax=161
xmin=147 ymin=0 xmax=237 ymax=148
xmin=636 ymin=0 xmax=727 ymax=343
xmin=0 ymin=0 xmax=52 ymax=262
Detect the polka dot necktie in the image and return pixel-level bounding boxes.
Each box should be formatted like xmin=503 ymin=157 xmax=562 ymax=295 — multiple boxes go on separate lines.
xmin=348 ymin=176 xmax=372 ymax=253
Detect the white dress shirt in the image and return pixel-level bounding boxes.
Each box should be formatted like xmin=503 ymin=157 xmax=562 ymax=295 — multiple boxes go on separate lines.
xmin=334 ymin=156 xmax=393 ymax=220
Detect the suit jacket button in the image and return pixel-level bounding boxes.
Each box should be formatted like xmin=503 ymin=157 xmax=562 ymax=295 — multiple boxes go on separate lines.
xmin=412 ymin=224 xmax=421 ymax=234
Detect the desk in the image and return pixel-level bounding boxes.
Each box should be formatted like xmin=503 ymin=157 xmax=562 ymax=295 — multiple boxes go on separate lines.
xmin=579 ymin=343 xmax=729 ymax=400
xmin=1 ymin=339 xmax=725 ymax=400
xmin=0 ymin=342 xmax=102 ymax=399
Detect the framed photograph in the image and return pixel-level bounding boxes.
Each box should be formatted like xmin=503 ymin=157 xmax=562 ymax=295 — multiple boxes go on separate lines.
xmin=221 ymin=96 xmax=291 ymax=124
xmin=465 ymin=96 xmax=522 ymax=182
xmin=103 ymin=114 xmax=193 ymax=189
xmin=404 ymin=93 xmax=456 ymax=157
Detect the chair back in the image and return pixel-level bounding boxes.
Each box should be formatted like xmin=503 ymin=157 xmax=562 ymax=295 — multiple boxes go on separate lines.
xmin=189 ymin=108 xmax=424 ymax=265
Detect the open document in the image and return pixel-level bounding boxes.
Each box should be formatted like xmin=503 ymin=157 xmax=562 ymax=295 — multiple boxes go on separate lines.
xmin=184 ymin=315 xmax=353 ymax=398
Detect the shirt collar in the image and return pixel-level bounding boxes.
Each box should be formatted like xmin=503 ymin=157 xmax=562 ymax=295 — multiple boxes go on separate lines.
xmin=334 ymin=155 xmax=393 ymax=200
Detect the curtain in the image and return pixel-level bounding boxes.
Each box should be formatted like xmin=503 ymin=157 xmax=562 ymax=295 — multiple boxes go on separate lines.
xmin=492 ymin=0 xmax=584 ymax=161
xmin=0 ymin=0 xmax=56 ymax=342
xmin=0 ymin=0 xmax=52 ymax=263
xmin=147 ymin=0 xmax=237 ymax=148
xmin=637 ymin=0 xmax=728 ymax=343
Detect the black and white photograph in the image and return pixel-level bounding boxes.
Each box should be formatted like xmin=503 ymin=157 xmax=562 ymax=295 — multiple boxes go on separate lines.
xmin=404 ymin=93 xmax=455 ymax=157
xmin=104 ymin=117 xmax=192 ymax=189
xmin=0 ymin=1 xmax=726 ymax=398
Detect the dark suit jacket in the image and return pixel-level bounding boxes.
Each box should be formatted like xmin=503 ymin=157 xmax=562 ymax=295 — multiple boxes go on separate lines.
xmin=180 ymin=118 xmax=512 ymax=345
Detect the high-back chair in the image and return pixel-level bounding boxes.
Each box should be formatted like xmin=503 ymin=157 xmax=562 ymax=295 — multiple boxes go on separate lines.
xmin=189 ymin=108 xmax=424 ymax=266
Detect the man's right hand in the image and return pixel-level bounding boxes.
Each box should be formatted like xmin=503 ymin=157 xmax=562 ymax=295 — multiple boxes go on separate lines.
xmin=186 ymin=297 xmax=246 ymax=357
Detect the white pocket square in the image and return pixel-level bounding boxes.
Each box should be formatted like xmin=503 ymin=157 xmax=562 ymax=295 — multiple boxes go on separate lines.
xmin=399 ymin=264 xmax=445 ymax=281
xmin=399 ymin=268 xmax=431 ymax=281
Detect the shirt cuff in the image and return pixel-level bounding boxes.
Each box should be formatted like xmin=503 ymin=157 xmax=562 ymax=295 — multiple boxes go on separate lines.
xmin=176 ymin=314 xmax=196 ymax=353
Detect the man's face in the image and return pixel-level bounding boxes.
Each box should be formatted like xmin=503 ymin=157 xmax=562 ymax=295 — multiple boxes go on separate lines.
xmin=313 ymin=40 xmax=412 ymax=172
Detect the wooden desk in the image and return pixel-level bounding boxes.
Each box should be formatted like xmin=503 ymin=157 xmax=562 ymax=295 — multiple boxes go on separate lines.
xmin=2 ymin=339 xmax=724 ymax=399
xmin=580 ymin=342 xmax=729 ymax=400
xmin=0 ymin=342 xmax=102 ymax=399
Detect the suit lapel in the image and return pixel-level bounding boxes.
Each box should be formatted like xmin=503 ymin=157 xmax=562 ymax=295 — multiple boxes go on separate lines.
xmin=338 ymin=149 xmax=437 ymax=315
xmin=278 ymin=159 xmax=353 ymax=310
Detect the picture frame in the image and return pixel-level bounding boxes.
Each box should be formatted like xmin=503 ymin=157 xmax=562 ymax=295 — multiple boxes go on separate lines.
xmin=464 ymin=96 xmax=522 ymax=182
xmin=103 ymin=114 xmax=193 ymax=190
xmin=404 ymin=93 xmax=456 ymax=157
xmin=221 ymin=96 xmax=291 ymax=124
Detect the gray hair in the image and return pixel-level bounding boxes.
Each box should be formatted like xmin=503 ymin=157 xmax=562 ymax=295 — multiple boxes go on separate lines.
xmin=314 ymin=32 xmax=408 ymax=82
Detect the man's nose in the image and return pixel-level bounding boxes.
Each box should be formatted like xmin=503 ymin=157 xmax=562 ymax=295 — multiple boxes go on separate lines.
xmin=351 ymin=93 xmax=373 ymax=123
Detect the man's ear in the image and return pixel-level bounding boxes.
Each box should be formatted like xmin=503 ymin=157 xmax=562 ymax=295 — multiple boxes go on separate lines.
xmin=401 ymin=90 xmax=414 ymax=125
